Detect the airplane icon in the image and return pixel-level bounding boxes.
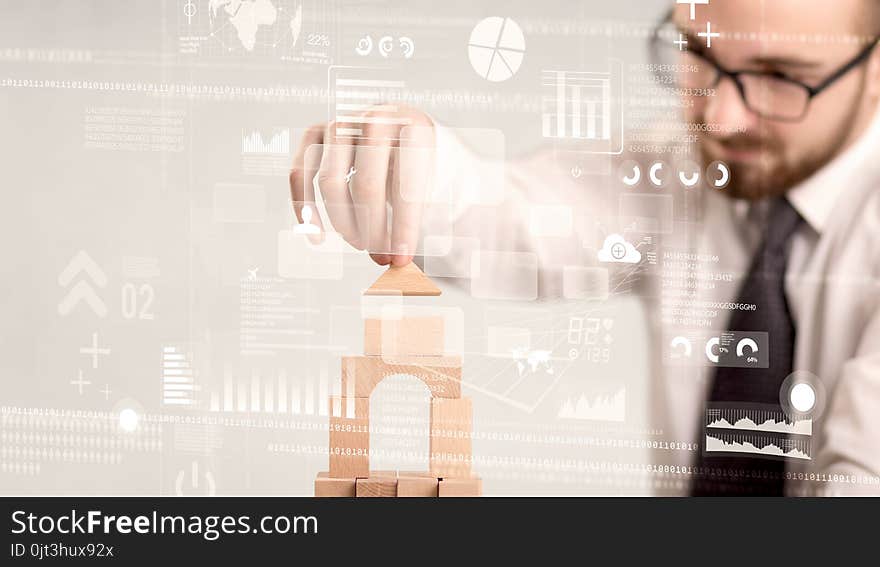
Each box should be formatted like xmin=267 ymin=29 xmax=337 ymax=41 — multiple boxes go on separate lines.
xmin=247 ymin=267 xmax=259 ymax=280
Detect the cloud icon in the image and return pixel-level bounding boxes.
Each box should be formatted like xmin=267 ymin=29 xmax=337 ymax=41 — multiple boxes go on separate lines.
xmin=597 ymin=234 xmax=641 ymax=264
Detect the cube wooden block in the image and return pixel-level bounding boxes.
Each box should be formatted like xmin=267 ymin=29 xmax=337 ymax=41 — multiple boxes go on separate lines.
xmin=438 ymin=477 xmax=482 ymax=497
xmin=356 ymin=476 xmax=398 ymax=497
xmin=430 ymin=397 xmax=473 ymax=478
xmin=342 ymin=355 xmax=461 ymax=399
xmin=397 ymin=474 xmax=439 ymax=497
xmin=328 ymin=396 xmax=370 ymax=479
xmin=314 ymin=472 xmax=356 ymax=497
xmin=364 ymin=316 xmax=445 ymax=357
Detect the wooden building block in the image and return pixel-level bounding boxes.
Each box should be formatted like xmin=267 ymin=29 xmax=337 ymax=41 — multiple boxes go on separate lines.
xmin=429 ymin=397 xmax=473 ymax=478
xmin=356 ymin=476 xmax=398 ymax=497
xmin=369 ymin=470 xmax=399 ymax=478
xmin=364 ymin=262 xmax=441 ymax=296
xmin=342 ymin=355 xmax=462 ymax=399
xmin=328 ymin=396 xmax=370 ymax=479
xmin=438 ymin=477 xmax=482 ymax=497
xmin=397 ymin=474 xmax=439 ymax=497
xmin=314 ymin=472 xmax=356 ymax=497
xmin=364 ymin=316 xmax=445 ymax=357
xmin=397 ymin=470 xmax=436 ymax=477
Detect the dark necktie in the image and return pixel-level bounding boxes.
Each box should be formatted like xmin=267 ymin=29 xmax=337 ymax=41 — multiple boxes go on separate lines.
xmin=691 ymin=197 xmax=804 ymax=496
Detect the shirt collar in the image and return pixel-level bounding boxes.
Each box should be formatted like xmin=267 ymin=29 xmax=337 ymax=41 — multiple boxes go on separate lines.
xmin=786 ymin=112 xmax=880 ymax=234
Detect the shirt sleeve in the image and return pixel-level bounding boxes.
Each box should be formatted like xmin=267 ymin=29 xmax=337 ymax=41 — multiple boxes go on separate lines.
xmin=812 ymin=304 xmax=880 ymax=495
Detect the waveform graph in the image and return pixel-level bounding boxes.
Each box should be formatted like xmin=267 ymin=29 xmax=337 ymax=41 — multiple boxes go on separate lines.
xmin=241 ymin=127 xmax=290 ymax=155
xmin=705 ymin=404 xmax=811 ymax=435
xmin=240 ymin=126 xmax=291 ymax=176
xmin=558 ymin=388 xmax=625 ymax=423
xmin=704 ymin=403 xmax=812 ymax=460
xmin=704 ymin=430 xmax=811 ymax=460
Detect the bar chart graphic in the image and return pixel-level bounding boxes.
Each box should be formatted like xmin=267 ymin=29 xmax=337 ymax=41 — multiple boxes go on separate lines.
xmin=542 ymin=70 xmax=613 ymax=140
xmin=162 ymin=346 xmax=196 ymax=407
xmin=207 ymin=366 xmax=334 ymax=417
xmin=329 ymin=67 xmax=409 ymax=140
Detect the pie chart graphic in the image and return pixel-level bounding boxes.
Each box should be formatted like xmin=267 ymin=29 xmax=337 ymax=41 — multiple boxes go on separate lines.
xmin=468 ymin=17 xmax=525 ymax=82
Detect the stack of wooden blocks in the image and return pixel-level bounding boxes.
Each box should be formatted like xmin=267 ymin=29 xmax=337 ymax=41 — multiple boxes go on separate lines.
xmin=315 ymin=263 xmax=481 ymax=497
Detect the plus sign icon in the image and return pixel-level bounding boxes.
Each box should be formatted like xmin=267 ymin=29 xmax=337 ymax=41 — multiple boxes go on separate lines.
xmin=598 ymin=234 xmax=642 ymax=265
xmin=677 ymin=0 xmax=710 ymax=21
xmin=675 ymin=0 xmax=720 ymax=50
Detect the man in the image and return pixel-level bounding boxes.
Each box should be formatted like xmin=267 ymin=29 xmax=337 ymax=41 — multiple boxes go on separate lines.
xmin=291 ymin=0 xmax=880 ymax=495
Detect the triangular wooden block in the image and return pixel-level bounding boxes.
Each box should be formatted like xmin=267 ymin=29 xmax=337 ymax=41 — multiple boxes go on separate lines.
xmin=364 ymin=263 xmax=441 ymax=296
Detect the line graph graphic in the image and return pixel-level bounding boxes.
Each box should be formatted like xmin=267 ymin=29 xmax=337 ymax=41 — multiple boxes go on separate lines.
xmin=241 ymin=127 xmax=290 ymax=154
xmin=705 ymin=430 xmax=811 ymax=460
xmin=706 ymin=405 xmax=812 ymax=436
xmin=558 ymin=388 xmax=625 ymax=422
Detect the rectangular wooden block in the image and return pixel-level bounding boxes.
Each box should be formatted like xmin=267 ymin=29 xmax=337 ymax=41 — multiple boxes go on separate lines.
xmin=342 ymin=355 xmax=462 ymax=399
xmin=328 ymin=396 xmax=370 ymax=479
xmin=369 ymin=470 xmax=399 ymax=478
xmin=430 ymin=397 xmax=473 ymax=478
xmin=356 ymin=477 xmax=398 ymax=497
xmin=438 ymin=477 xmax=482 ymax=497
xmin=364 ymin=316 xmax=445 ymax=357
xmin=397 ymin=474 xmax=439 ymax=497
xmin=314 ymin=472 xmax=356 ymax=497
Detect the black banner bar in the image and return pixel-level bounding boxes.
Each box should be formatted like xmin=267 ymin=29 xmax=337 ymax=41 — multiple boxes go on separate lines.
xmin=0 ymin=497 xmax=869 ymax=563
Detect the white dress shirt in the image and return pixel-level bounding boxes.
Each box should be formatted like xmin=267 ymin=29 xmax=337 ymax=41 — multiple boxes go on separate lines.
xmin=430 ymin=109 xmax=880 ymax=495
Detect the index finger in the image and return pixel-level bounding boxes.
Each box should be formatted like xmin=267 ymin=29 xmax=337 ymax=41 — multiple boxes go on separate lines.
xmin=289 ymin=124 xmax=324 ymax=224
xmin=390 ymin=124 xmax=435 ymax=266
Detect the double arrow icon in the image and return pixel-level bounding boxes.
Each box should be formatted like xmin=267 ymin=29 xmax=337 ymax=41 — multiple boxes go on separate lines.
xmin=58 ymin=250 xmax=108 ymax=317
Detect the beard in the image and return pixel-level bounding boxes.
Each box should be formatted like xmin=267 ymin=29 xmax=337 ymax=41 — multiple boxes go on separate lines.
xmin=698 ymin=131 xmax=846 ymax=201
xmin=694 ymin=89 xmax=864 ymax=201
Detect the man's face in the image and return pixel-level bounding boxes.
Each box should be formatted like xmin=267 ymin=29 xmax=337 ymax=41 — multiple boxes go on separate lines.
xmin=674 ymin=0 xmax=877 ymax=200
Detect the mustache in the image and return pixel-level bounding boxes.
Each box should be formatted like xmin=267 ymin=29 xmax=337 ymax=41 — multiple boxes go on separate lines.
xmin=705 ymin=133 xmax=781 ymax=152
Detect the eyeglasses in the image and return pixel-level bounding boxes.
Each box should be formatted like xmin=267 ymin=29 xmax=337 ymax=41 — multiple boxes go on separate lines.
xmin=650 ymin=13 xmax=879 ymax=121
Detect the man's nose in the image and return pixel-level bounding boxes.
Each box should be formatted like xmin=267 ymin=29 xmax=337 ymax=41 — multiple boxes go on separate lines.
xmin=702 ymin=76 xmax=759 ymax=134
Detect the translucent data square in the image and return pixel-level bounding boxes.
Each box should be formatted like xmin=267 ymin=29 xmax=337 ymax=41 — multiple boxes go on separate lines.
xmin=470 ymin=250 xmax=538 ymax=300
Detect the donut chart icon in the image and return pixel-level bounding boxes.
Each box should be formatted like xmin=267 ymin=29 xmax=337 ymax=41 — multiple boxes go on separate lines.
xmin=621 ymin=160 xmax=641 ymax=186
xmin=670 ymin=336 xmax=693 ymax=358
xmin=708 ymin=161 xmax=730 ymax=189
xmin=736 ymin=337 xmax=759 ymax=357
xmin=705 ymin=337 xmax=720 ymax=363
xmin=649 ymin=161 xmax=667 ymax=188
xmin=678 ymin=160 xmax=701 ymax=188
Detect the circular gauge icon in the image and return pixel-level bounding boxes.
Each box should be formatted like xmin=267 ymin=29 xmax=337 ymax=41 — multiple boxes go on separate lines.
xmin=707 ymin=160 xmax=730 ymax=189
xmin=677 ymin=159 xmax=701 ymax=188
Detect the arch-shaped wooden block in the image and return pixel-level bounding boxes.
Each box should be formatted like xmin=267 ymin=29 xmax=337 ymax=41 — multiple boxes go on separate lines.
xmin=341 ymin=355 xmax=461 ymax=399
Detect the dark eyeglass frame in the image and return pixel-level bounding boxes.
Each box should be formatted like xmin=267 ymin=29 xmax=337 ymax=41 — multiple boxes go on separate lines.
xmin=650 ymin=10 xmax=880 ymax=121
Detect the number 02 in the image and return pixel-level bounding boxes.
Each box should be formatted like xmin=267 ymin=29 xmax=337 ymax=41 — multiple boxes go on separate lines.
xmin=121 ymin=283 xmax=155 ymax=320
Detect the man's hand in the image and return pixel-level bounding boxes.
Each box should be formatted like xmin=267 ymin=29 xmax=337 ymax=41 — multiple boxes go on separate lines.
xmin=289 ymin=106 xmax=434 ymax=266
